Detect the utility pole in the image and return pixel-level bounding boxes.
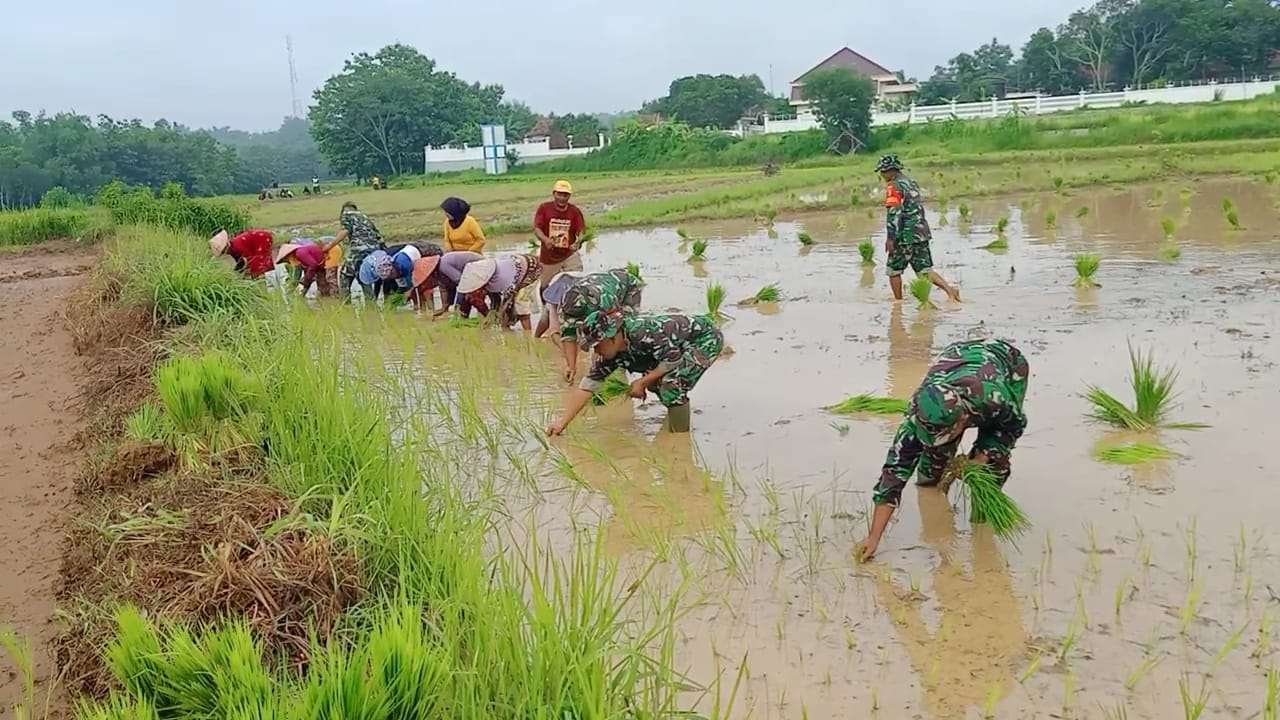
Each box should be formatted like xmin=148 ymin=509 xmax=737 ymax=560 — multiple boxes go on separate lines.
xmin=286 ymin=35 xmax=303 ymax=119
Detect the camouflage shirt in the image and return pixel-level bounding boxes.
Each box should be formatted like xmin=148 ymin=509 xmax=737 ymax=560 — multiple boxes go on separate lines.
xmin=874 ymin=339 xmax=1029 ymax=506
xmin=579 ymin=313 xmax=719 ymax=392
xmin=340 ymin=210 xmax=383 ymax=257
xmin=559 ymin=269 xmax=645 ymax=342
xmin=885 ymin=174 xmax=932 ymax=245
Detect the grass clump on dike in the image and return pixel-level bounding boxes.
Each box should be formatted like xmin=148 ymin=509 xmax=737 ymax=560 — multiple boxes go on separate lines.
xmin=44 ymin=225 xmax=706 ymax=719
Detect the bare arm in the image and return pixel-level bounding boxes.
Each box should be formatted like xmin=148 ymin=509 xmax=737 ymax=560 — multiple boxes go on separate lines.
xmin=547 ymin=388 xmax=594 ymax=435
xmin=322 ymin=229 xmax=348 ymax=254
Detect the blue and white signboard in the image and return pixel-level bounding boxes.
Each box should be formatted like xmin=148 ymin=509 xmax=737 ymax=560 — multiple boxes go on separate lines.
xmin=480 ymin=123 xmax=508 ymax=175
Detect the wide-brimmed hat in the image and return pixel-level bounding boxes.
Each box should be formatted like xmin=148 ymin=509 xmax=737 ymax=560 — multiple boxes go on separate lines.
xmin=411 ymin=256 xmax=441 ymax=287
xmin=541 ymin=272 xmax=581 ymax=306
xmin=457 ymin=258 xmax=498 ymax=294
xmin=275 ymin=243 xmax=303 ymax=264
xmin=208 ymin=230 xmax=230 ymax=254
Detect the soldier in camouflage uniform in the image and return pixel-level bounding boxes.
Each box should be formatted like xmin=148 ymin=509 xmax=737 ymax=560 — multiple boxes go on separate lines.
xmin=539 ymin=268 xmax=645 ymax=382
xmin=857 ymin=338 xmax=1030 ymax=561
xmin=320 ymin=202 xmax=385 ymax=301
xmin=877 ymin=154 xmax=961 ymax=304
xmin=545 ymin=311 xmax=723 ymax=436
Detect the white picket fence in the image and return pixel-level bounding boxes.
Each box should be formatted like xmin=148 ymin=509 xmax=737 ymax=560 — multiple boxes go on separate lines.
xmin=738 ymin=78 xmax=1280 ymax=135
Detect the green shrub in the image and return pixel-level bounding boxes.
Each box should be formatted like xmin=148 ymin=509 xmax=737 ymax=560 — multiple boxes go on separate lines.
xmin=96 ymin=180 xmax=251 ymax=237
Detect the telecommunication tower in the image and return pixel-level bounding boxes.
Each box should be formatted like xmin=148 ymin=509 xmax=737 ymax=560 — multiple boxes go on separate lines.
xmin=286 ymin=36 xmax=303 ymax=118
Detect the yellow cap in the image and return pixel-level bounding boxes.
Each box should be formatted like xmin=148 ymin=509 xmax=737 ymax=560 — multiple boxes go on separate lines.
xmin=553 ymin=180 xmax=573 ymax=194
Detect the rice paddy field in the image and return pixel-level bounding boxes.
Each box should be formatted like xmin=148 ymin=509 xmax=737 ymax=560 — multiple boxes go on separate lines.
xmin=253 ymin=173 xmax=1279 ymax=718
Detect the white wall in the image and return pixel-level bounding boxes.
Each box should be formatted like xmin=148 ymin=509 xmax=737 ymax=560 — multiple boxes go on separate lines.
xmin=748 ymin=78 xmax=1280 ymax=135
xmin=424 ymin=134 xmax=606 ymax=173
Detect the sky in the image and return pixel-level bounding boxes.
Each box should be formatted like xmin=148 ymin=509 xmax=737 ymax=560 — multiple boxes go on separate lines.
xmin=1 ymin=0 xmax=1088 ymax=133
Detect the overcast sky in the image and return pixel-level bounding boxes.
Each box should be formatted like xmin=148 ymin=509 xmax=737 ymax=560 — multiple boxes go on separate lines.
xmin=2 ymin=0 xmax=1087 ymax=132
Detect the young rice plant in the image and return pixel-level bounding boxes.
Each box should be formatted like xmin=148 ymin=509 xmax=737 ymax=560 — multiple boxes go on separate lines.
xmin=858 ymin=241 xmax=875 ymax=265
xmin=909 ymin=275 xmax=936 ymax=309
xmin=1073 ymin=253 xmax=1101 ymax=288
xmin=1083 ymin=342 xmax=1207 ymax=431
xmin=824 ymin=394 xmax=908 ymax=416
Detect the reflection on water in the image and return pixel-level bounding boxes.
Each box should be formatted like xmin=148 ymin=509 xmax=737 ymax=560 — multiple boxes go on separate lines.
xmin=886 ymin=303 xmax=936 ymax=403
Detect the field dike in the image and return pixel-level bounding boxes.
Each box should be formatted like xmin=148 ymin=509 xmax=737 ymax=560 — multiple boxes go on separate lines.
xmin=43 ymin=225 xmax=698 ymax=718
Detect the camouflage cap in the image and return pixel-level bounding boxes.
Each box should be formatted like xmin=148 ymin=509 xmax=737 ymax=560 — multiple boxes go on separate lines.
xmin=912 ymin=382 xmax=966 ymax=446
xmin=875 ymin=154 xmax=903 ymax=173
xmin=574 ymin=307 xmax=625 ymax=349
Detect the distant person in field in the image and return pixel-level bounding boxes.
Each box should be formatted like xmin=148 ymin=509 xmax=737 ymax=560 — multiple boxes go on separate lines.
xmin=312 ymin=176 xmax=320 ymax=194
xmin=533 ymin=179 xmax=588 ymax=337
xmin=538 ymin=269 xmax=645 ymax=383
xmin=455 ymin=253 xmax=543 ymax=328
xmin=546 ymin=311 xmax=723 ymax=436
xmin=209 ymin=229 xmax=274 ymax=278
xmin=856 ymin=338 xmax=1030 ymax=561
xmin=322 ymin=202 xmax=384 ymax=301
xmin=440 ymin=196 xmax=486 ymax=253
xmin=276 ymin=238 xmax=341 ymax=297
xmin=877 ymin=154 xmax=961 ymax=304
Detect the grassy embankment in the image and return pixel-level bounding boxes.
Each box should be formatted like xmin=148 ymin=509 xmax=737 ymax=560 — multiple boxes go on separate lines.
xmin=15 ymin=225 xmax=709 ymax=719
xmin=3 ymin=92 xmax=1279 ymax=247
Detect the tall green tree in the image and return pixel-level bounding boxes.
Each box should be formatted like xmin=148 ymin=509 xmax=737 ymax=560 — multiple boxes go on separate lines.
xmin=797 ymin=68 xmax=875 ymax=154
xmin=917 ymin=39 xmax=1016 ymax=102
xmin=1017 ymin=28 xmax=1079 ymax=94
xmin=644 ymin=74 xmax=770 ymax=129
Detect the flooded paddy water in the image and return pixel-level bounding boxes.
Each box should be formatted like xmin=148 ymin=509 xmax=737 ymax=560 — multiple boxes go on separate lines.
xmin=363 ymin=177 xmax=1279 ymax=719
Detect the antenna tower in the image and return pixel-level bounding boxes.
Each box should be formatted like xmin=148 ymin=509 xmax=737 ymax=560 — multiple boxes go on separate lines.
xmin=286 ymin=35 xmax=303 ymax=118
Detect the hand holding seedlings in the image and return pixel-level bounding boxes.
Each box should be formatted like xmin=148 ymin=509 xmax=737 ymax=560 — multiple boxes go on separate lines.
xmin=628 ymin=378 xmax=648 ymax=399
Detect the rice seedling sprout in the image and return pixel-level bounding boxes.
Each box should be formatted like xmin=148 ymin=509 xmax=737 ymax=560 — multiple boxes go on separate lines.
xmin=1125 ymin=654 xmax=1162 ymax=691
xmin=1161 ymin=217 xmax=1176 ymax=239
xmin=982 ymin=237 xmax=1008 ymax=250
xmin=625 ymin=261 xmax=642 ymax=279
xmin=689 ymin=238 xmax=708 ymax=260
xmin=824 ymin=394 xmax=908 ymax=415
xmin=1076 ymin=206 xmax=1090 ymax=218
xmin=958 ymin=202 xmax=970 ymax=221
xmin=1264 ymin=667 xmax=1279 ymax=720
xmin=1072 ymin=252 xmax=1101 ymax=288
xmin=1178 ymin=674 xmax=1210 ymax=719
xmin=1159 ymin=243 xmax=1182 ymax=261
xmin=858 ymin=241 xmax=875 ymax=264
xmin=706 ymin=282 xmax=726 ymax=319
xmin=909 ymin=275 xmax=936 ymax=310
xmin=797 ymin=231 xmax=815 ymax=246
xmin=752 ymin=283 xmax=781 ymax=303
xmin=1083 ymin=342 xmax=1207 ymax=431
xmin=1093 ymin=442 xmax=1180 ymax=464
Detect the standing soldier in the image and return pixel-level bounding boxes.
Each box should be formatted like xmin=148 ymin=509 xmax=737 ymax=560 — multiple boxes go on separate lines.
xmin=321 ymin=202 xmax=384 ymax=301
xmin=857 ymin=338 xmax=1030 ymax=561
xmin=877 ymin=154 xmax=961 ymax=304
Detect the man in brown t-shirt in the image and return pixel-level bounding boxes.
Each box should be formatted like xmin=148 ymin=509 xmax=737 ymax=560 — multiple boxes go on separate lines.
xmin=533 ymin=179 xmax=588 ymax=338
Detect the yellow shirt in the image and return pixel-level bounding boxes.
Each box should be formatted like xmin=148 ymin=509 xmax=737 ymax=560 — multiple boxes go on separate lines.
xmin=443 ymin=215 xmax=486 ymax=253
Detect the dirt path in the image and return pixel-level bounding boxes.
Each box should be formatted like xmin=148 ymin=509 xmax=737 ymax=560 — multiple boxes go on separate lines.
xmin=0 ymin=244 xmax=94 ymax=717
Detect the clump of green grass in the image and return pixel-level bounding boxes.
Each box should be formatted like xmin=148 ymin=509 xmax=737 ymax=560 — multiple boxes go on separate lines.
xmin=1094 ymin=442 xmax=1181 ymax=465
xmin=983 ymin=237 xmax=1008 ymax=250
xmin=1072 ymin=253 xmax=1101 ymax=288
xmin=858 ymin=241 xmax=875 ymax=265
xmin=797 ymin=231 xmax=815 ymax=246
xmin=995 ymin=216 xmax=1009 ymax=234
xmin=0 ymin=206 xmax=114 ymax=247
xmin=688 ymin=238 xmax=707 ymax=260
xmin=1083 ymin=342 xmax=1208 ymax=431
xmin=1075 ymin=206 xmax=1090 ymax=218
xmin=1160 ymin=217 xmax=1176 ymax=240
xmin=824 ymin=394 xmax=908 ymax=415
xmin=1159 ymin=244 xmax=1182 ymax=261
xmin=591 ymin=369 xmax=632 ymax=406
xmin=1045 ymin=209 xmax=1057 ymax=229
xmin=955 ymin=461 xmax=1031 ymax=541
xmin=625 ymin=261 xmax=642 ymax=280
xmin=705 ymin=282 xmax=726 ymax=319
xmin=909 ymin=275 xmax=935 ymax=309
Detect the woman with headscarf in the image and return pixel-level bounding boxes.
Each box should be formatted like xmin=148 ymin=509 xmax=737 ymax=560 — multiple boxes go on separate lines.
xmin=275 ymin=239 xmax=341 ymax=297
xmin=440 ymin=197 xmax=486 ymax=253
xmin=209 ymin=229 xmax=275 ymax=278
xmin=455 ymin=253 xmax=542 ymax=328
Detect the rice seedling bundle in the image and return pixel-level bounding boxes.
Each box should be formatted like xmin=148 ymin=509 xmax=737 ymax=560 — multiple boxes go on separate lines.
xmin=689 ymin=239 xmax=707 ymax=260
xmin=705 ymin=282 xmax=726 ymax=318
xmin=1160 ymin=217 xmax=1176 ymax=239
xmin=823 ymin=394 xmax=908 ymax=415
xmin=983 ymin=237 xmax=1008 ymax=250
xmin=858 ymin=241 xmax=875 ymax=264
xmin=155 ymin=351 xmax=261 ymax=432
xmin=909 ymin=276 xmax=936 ymax=309
xmin=958 ymin=203 xmax=971 ymax=220
xmin=591 ymin=370 xmax=632 ymax=405
xmin=1072 ymin=253 xmax=1101 ymax=288
xmin=676 ymin=227 xmax=689 ymax=240
xmin=1159 ymin=244 xmax=1181 ymax=261
xmin=1083 ymin=342 xmax=1208 ymax=430
xmin=996 ymin=216 xmax=1009 ymax=234
xmin=954 ymin=461 xmax=1031 ymax=540
xmin=1045 ymin=209 xmax=1057 ymax=228
xmin=625 ymin=261 xmax=642 ymax=280
xmin=797 ymin=231 xmax=815 ymax=246
xmin=1094 ymin=442 xmax=1180 ymax=465
xmin=1075 ymin=206 xmax=1090 ymax=218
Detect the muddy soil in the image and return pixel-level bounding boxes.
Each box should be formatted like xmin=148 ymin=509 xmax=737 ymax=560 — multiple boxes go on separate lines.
xmin=471 ymin=177 xmax=1280 ymax=719
xmin=0 ymin=245 xmax=95 ymax=717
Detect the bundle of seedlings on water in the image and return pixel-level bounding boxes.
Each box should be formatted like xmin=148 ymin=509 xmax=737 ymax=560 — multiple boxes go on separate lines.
xmin=910 ymin=275 xmax=936 ymax=309
xmin=858 ymin=241 xmax=875 ymax=265
xmin=1045 ymin=209 xmax=1057 ymax=228
xmin=1083 ymin=342 xmax=1208 ymax=431
xmin=1075 ymin=206 xmax=1090 ymax=218
xmin=996 ymin=216 xmax=1009 ymax=234
xmin=797 ymin=231 xmax=815 ymax=246
xmin=1093 ymin=442 xmax=1180 ymax=465
xmin=676 ymin=227 xmax=689 ymax=240
xmin=590 ymin=369 xmax=632 ymax=406
xmin=952 ymin=460 xmax=1031 ymax=540
xmin=1072 ymin=253 xmax=1101 ymax=288
xmin=1160 ymin=244 xmax=1182 ymax=261
xmin=1225 ymin=207 xmax=1241 ymax=229
xmin=823 ymin=394 xmax=908 ymax=415
xmin=983 ymin=237 xmax=1008 ymax=250
xmin=705 ymin=282 xmax=727 ymax=320
xmin=1161 ymin=217 xmax=1176 ymax=240
xmin=738 ymin=283 xmax=781 ymax=306
xmin=625 ymin=261 xmax=642 ymax=280
xmin=958 ymin=203 xmax=971 ymax=221
xmin=689 ymin=238 xmax=708 ymax=260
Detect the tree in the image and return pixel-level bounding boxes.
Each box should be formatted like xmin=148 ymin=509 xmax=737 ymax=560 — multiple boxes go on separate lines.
xmin=1108 ymin=0 xmax=1177 ymax=86
xmin=644 ymin=74 xmax=770 ymax=129
xmin=917 ymin=39 xmax=1015 ymax=103
xmin=549 ymin=114 xmax=604 ymax=147
xmin=1060 ymin=8 xmax=1114 ymax=90
xmin=1018 ymin=28 xmax=1078 ymax=94
xmin=797 ymin=68 xmax=875 ymax=154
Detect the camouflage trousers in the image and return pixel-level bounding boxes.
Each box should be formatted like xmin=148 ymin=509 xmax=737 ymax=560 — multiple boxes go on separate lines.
xmin=886 ymin=240 xmax=934 ymax=277
xmin=649 ymin=323 xmax=725 ymax=407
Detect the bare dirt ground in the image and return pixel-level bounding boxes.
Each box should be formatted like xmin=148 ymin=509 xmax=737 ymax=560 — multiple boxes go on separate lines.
xmin=0 ymin=243 xmax=95 ymax=717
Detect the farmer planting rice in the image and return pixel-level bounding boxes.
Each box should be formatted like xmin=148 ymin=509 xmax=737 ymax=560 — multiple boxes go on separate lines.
xmin=546 ymin=312 xmax=723 ymax=436
xmin=321 ymin=201 xmax=383 ymax=300
xmin=405 ymin=255 xmax=444 ymax=310
xmin=539 ymin=268 xmax=645 ymax=382
xmin=857 ymin=338 xmax=1030 ymax=561
xmin=877 ymin=154 xmax=962 ymax=304
xmin=276 ymin=239 xmax=341 ymax=297
xmin=440 ymin=196 xmax=486 ymax=253
xmin=208 ymin=228 xmax=274 ymax=278
xmin=455 ymin=253 xmax=543 ymax=328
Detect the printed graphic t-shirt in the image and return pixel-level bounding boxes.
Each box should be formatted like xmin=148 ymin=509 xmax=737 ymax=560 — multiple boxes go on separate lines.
xmin=533 ymin=201 xmax=585 ymax=265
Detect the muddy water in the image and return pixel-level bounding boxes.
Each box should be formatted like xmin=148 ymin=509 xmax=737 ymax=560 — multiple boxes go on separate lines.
xmin=438 ymin=177 xmax=1280 ymax=719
